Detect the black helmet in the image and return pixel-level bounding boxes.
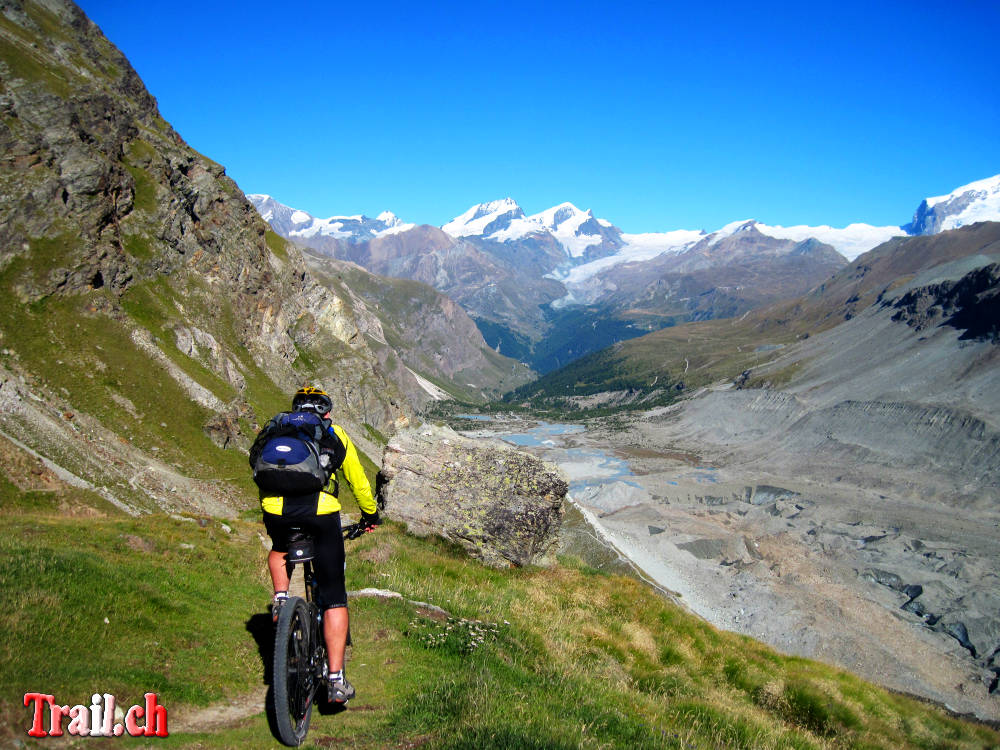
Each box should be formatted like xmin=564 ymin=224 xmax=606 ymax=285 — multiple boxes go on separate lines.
xmin=292 ymin=386 xmax=333 ymax=414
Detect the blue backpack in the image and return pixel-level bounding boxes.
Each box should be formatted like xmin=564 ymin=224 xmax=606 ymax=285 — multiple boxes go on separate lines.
xmin=250 ymin=411 xmax=344 ymax=495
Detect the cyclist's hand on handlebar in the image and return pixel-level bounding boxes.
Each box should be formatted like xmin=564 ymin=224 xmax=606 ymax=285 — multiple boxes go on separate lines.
xmin=346 ymin=512 xmax=381 ymax=540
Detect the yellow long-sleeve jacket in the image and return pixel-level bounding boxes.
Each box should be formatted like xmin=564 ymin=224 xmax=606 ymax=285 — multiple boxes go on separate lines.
xmin=260 ymin=424 xmax=375 ymax=517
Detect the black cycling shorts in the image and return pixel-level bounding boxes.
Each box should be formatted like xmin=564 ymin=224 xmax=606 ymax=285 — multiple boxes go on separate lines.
xmin=263 ymin=510 xmax=347 ymax=610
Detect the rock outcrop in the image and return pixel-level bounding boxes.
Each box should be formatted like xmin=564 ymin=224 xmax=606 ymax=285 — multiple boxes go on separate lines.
xmin=886 ymin=262 xmax=1000 ymax=342
xmin=379 ymin=425 xmax=567 ymax=568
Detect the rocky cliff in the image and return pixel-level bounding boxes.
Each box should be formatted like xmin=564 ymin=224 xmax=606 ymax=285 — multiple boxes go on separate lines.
xmin=0 ymin=0 xmax=412 ymax=514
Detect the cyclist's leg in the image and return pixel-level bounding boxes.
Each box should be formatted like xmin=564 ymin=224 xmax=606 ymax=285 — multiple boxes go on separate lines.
xmin=324 ymin=608 xmax=349 ymax=672
xmin=308 ymin=511 xmax=349 ymax=673
xmin=268 ymin=550 xmax=290 ymax=592
xmin=263 ymin=512 xmax=293 ymax=593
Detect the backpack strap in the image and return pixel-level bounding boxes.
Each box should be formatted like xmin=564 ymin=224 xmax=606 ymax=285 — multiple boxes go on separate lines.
xmin=317 ymin=420 xmax=347 ymax=472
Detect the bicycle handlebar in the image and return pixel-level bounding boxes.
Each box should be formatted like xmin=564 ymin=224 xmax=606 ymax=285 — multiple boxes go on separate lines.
xmin=342 ymin=521 xmax=377 ymax=540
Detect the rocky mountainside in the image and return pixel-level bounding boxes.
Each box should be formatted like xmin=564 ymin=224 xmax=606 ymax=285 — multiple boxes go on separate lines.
xmin=659 ymin=228 xmax=1000 ymax=507
xmin=302 ymin=249 xmax=534 ymax=404
xmin=0 ymin=0 xmax=423 ymax=515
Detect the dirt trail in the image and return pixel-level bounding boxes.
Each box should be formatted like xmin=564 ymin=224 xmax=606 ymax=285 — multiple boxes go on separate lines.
xmin=168 ymin=586 xmax=447 ymax=735
xmin=170 ymin=688 xmax=269 ymax=733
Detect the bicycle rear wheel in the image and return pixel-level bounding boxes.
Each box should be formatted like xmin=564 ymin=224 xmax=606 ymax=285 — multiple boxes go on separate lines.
xmin=273 ymin=597 xmax=317 ymax=746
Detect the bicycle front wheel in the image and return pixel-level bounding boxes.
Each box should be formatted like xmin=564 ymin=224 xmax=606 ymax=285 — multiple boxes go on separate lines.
xmin=273 ymin=597 xmax=317 ymax=746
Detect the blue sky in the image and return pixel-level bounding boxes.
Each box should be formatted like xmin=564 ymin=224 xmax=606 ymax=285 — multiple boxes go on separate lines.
xmin=77 ymin=0 xmax=999 ymax=233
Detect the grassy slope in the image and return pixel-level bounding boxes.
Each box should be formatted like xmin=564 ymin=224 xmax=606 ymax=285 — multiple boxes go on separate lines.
xmin=2 ymin=2 xmax=386 ymax=506
xmin=0 ymin=267 xmax=281 ymax=500
xmin=2 ymin=478 xmax=996 ymax=749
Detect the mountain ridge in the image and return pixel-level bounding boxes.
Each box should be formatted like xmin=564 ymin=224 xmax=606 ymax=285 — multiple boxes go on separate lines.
xmin=247 ymin=198 xmax=850 ymax=370
xmin=251 ymin=177 xmax=1000 ymax=373
xmin=251 ymin=173 xmax=1000 ymax=273
xmin=510 ymin=220 xmax=1000 ymax=410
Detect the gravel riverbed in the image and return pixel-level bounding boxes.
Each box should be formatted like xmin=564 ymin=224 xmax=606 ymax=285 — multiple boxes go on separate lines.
xmin=465 ymin=414 xmax=1000 ymax=723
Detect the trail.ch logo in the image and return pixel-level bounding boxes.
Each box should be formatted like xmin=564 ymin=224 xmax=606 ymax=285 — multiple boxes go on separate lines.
xmin=23 ymin=692 xmax=168 ymax=738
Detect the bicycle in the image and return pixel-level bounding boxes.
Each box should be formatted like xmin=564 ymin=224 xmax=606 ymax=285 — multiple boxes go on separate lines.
xmin=271 ymin=520 xmax=368 ymax=747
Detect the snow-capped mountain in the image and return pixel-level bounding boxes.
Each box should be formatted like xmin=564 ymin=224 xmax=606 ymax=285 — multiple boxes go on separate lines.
xmin=751 ymin=221 xmax=905 ymax=260
xmin=253 ymin=173 xmax=1000 ymax=264
xmin=537 ymin=174 xmax=1000 ymax=289
xmin=441 ymin=198 xmax=530 ymax=239
xmin=904 ymin=174 xmax=1000 ymax=235
xmin=441 ymin=201 xmax=907 ymax=295
xmin=558 ymin=174 xmax=999 ymax=283
xmin=548 ymin=219 xmax=902 ymax=291
xmin=247 ymin=194 xmax=414 ymax=243
xmin=251 ymin=174 xmax=1000 ymax=373
xmin=442 ymin=199 xmax=624 ymax=260
xmin=552 ymin=221 xmax=847 ymax=308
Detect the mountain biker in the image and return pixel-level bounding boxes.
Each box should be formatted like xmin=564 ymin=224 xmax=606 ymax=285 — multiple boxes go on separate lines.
xmin=250 ymin=386 xmax=381 ymax=704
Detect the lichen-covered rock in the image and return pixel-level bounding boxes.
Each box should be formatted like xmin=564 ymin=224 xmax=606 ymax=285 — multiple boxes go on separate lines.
xmin=379 ymin=424 xmax=566 ymax=568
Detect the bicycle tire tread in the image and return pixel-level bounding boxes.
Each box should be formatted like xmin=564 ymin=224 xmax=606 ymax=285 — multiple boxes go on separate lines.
xmin=272 ymin=597 xmax=313 ymax=746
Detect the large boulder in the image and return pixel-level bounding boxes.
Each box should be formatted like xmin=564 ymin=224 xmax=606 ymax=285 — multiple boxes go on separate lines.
xmin=379 ymin=424 xmax=567 ymax=568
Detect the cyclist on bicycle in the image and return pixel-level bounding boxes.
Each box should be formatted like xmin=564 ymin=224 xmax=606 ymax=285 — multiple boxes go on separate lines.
xmin=251 ymin=386 xmax=381 ymax=703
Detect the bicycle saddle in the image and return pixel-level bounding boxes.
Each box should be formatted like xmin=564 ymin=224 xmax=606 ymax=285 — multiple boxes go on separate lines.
xmin=286 ymin=530 xmax=315 ymax=562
